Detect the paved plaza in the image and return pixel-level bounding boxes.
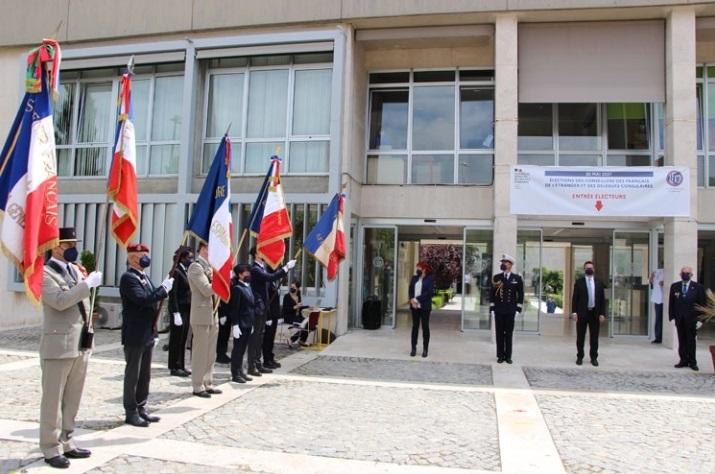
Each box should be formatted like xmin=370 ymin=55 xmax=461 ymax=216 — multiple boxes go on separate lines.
xmin=0 ymin=325 xmax=713 ymax=473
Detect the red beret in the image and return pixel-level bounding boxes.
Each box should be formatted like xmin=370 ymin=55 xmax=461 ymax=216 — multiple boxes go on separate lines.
xmin=127 ymin=243 xmax=150 ymax=253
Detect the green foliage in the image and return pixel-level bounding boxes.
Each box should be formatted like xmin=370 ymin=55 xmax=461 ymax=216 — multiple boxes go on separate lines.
xmin=80 ymin=250 xmax=96 ymax=273
xmin=534 ymin=266 xmax=564 ymax=310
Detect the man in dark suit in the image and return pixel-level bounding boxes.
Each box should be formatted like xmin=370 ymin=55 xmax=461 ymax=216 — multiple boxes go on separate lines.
xmin=668 ymin=265 xmax=706 ymax=371
xmin=120 ymin=243 xmax=173 ymax=427
xmin=248 ymin=248 xmax=294 ymax=377
xmin=489 ymin=254 xmax=524 ymax=364
xmin=167 ymin=246 xmax=192 ymax=377
xmin=570 ymin=260 xmax=607 ymax=367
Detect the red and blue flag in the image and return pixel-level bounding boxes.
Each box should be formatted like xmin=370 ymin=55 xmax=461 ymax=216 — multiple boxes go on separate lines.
xmin=304 ymin=193 xmax=345 ymax=280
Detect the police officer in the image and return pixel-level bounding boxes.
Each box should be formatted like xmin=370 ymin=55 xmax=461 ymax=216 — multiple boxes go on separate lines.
xmin=489 ymin=254 xmax=524 ymax=364
xmin=40 ymin=227 xmax=102 ymax=468
xmin=120 ymin=243 xmax=173 ymax=427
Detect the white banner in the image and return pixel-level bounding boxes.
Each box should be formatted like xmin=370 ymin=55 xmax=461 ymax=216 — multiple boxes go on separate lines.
xmin=510 ymin=166 xmax=690 ymax=217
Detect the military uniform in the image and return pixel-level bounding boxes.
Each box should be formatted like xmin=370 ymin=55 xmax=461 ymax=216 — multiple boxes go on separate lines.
xmin=489 ymin=254 xmax=524 ymax=363
xmin=188 ymin=255 xmax=219 ymax=395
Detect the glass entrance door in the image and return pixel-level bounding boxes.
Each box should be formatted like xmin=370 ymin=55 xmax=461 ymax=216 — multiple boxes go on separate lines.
xmin=462 ymin=228 xmax=493 ymax=330
xmin=361 ymin=226 xmax=398 ymax=328
xmin=516 ymin=229 xmax=542 ymax=332
xmin=611 ymin=231 xmax=650 ymax=336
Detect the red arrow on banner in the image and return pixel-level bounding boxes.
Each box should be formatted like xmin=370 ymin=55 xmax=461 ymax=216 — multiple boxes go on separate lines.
xmin=595 ymin=200 xmax=603 ymax=211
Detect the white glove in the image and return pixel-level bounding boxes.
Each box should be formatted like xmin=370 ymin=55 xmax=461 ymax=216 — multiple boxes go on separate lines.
xmin=515 ymin=311 xmax=520 ymax=319
xmin=85 ymin=271 xmax=103 ymax=289
xmin=232 ymin=325 xmax=241 ymax=338
xmin=173 ymin=312 xmax=182 ymax=326
xmin=153 ymin=337 xmax=160 ymax=347
xmin=285 ymin=259 xmax=296 ymax=270
xmin=696 ymin=321 xmax=703 ymax=330
xmin=490 ymin=310 xmax=495 ymax=319
xmin=219 ymin=316 xmax=227 ymax=325
xmin=266 ymin=320 xmax=273 ymax=327
xmin=161 ymin=276 xmax=175 ymax=292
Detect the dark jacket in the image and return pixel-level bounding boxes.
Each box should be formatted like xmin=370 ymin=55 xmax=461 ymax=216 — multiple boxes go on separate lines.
xmin=668 ymin=280 xmax=706 ymax=322
xmin=571 ymin=276 xmax=607 ymax=317
xmin=167 ymin=263 xmax=191 ymax=314
xmin=408 ymin=275 xmax=435 ymax=312
xmin=250 ymin=262 xmax=287 ymax=317
xmin=229 ymin=280 xmax=256 ymax=330
xmin=490 ymin=272 xmax=524 ymax=313
xmin=120 ymin=268 xmax=168 ymax=347
xmin=282 ymin=292 xmax=303 ymax=324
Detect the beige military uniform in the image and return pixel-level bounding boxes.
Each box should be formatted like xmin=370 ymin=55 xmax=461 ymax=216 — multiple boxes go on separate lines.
xmin=188 ymin=256 xmax=218 ymax=392
xmin=40 ymin=259 xmax=92 ymax=458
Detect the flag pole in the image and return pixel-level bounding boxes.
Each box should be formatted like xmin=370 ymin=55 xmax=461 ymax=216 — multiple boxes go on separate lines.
xmin=88 ymin=55 xmax=135 ymax=320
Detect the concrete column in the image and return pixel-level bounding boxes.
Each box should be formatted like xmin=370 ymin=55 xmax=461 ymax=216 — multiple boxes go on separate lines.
xmin=493 ymin=14 xmax=518 ymax=273
xmin=663 ymin=7 xmax=697 ymax=351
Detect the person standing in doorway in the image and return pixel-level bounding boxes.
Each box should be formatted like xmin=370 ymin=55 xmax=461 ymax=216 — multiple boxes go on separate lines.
xmin=490 ymin=254 xmax=524 ymax=364
xmin=668 ymin=266 xmax=706 ymax=371
xmin=167 ymin=246 xmax=193 ymax=377
xmin=571 ymin=260 xmax=607 ymax=367
xmin=649 ymin=268 xmax=664 ymax=343
xmin=409 ymin=261 xmax=434 ymax=358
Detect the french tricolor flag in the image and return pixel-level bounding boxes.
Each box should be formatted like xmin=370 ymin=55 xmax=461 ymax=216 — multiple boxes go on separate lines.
xmin=0 ymin=40 xmax=61 ymax=303
xmin=304 ymin=193 xmax=346 ymax=280
xmin=107 ymin=71 xmax=138 ymax=248
xmin=186 ymin=136 xmax=233 ymax=302
xmin=249 ymin=157 xmax=292 ymax=269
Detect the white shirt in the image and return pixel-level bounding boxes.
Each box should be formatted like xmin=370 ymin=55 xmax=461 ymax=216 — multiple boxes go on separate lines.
xmin=414 ymin=278 xmax=422 ymax=298
xmin=586 ymin=276 xmax=595 ymax=309
xmin=650 ymin=268 xmax=664 ymax=304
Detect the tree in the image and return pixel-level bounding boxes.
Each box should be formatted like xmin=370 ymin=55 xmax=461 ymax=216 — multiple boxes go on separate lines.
xmin=420 ymin=244 xmax=462 ymax=290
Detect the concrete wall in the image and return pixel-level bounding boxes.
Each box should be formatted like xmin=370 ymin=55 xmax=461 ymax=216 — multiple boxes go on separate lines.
xmin=360 ymin=186 xmax=493 ymax=219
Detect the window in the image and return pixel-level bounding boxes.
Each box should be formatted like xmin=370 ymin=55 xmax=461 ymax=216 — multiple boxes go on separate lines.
xmin=366 ymin=69 xmax=494 ymax=185
xmin=202 ymin=54 xmax=332 ymax=175
xmin=696 ymin=65 xmax=715 ymax=187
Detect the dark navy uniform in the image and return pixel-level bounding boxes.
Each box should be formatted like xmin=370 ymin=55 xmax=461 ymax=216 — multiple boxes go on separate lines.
xmin=668 ymin=278 xmax=706 ymax=369
xmin=489 ymin=271 xmax=524 ymax=361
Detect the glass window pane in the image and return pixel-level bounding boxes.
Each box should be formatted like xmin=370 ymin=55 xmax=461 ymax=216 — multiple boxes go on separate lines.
xmin=459 ymin=70 xmax=494 ymax=81
xmin=293 ymin=69 xmax=331 ymax=135
xmin=135 ymin=145 xmax=148 ymax=176
xmin=558 ymin=103 xmax=600 ymax=151
xmin=697 ymin=66 xmax=704 ymax=78
xmin=151 ymin=76 xmax=184 ymax=141
xmin=202 ymin=142 xmax=241 ymax=175
xmin=413 ymin=70 xmax=455 ymax=82
xmin=656 ymin=102 xmax=666 ymax=152
xmin=709 ymin=156 xmax=715 ymax=187
xmin=518 ymin=103 xmax=553 ymax=150
xmin=245 ymin=142 xmax=282 ymax=174
xmin=460 ymin=87 xmax=494 ymax=149
xmin=149 ymin=144 xmax=179 ymax=175
xmin=458 ymin=154 xmax=493 ymax=184
xmin=250 ymin=55 xmax=290 ymax=67
xmin=412 ymin=86 xmax=455 ymax=151
xmin=247 ymin=69 xmax=288 ymax=138
xmin=518 ymin=154 xmax=555 ymax=166
xmin=697 ymin=85 xmax=703 ymax=151
xmin=289 ymin=141 xmax=329 ymax=173
xmin=698 ymin=155 xmax=705 ymax=187
xmin=305 ymin=204 xmax=319 ymax=289
xmin=75 ymin=147 xmax=107 ymax=176
xmin=368 ymin=89 xmax=408 ymax=150
xmin=366 ymin=154 xmax=406 ymax=184
xmin=206 ymin=73 xmax=244 ymax=138
xmin=411 ymin=154 xmax=454 ymax=184
xmin=606 ymin=154 xmax=651 ymax=166
xmin=131 ymin=79 xmax=150 ymax=143
xmin=369 ymin=72 xmax=409 ymax=84
xmin=53 ymin=82 xmax=74 ymax=145
xmin=708 ymin=66 xmax=715 ymax=78
xmin=606 ymin=103 xmax=649 ymax=150
xmin=293 ymin=52 xmax=333 ymax=64
xmin=78 ymin=82 xmax=112 ymax=143
xmin=707 ymin=82 xmax=715 ymax=151
xmin=291 ymin=204 xmax=305 ymax=285
xmin=57 ymin=149 xmax=72 ymax=176
xmin=559 ymin=154 xmax=600 ymax=166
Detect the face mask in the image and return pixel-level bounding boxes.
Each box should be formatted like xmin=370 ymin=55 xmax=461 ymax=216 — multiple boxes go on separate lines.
xmin=290 ymin=288 xmax=297 ymax=294
xmin=415 ymin=269 xmax=422 ymax=277
xmin=681 ymin=272 xmax=691 ymax=281
xmin=585 ymin=268 xmax=594 ymax=276
xmin=182 ymin=257 xmax=192 ymax=266
xmin=139 ymin=255 xmax=151 ymax=268
xmin=500 ymin=263 xmax=507 ymax=271
xmin=63 ymin=247 xmax=78 ymax=263
xmin=243 ymin=274 xmax=251 ymax=283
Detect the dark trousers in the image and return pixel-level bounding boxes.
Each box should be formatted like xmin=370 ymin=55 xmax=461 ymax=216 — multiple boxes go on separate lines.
xmin=675 ymin=317 xmax=698 ymax=365
xmin=231 ymin=327 xmax=253 ymax=376
xmin=410 ymin=308 xmax=431 ymax=350
xmin=653 ymin=303 xmax=663 ymax=342
xmin=263 ymin=315 xmax=278 ymax=362
xmin=576 ymin=309 xmax=600 ymax=360
xmin=168 ymin=308 xmax=189 ymax=370
xmin=217 ymin=318 xmax=231 ymax=357
xmin=494 ymin=311 xmax=515 ymax=359
xmin=123 ymin=343 xmax=153 ymax=415
xmin=248 ymin=308 xmax=267 ymax=370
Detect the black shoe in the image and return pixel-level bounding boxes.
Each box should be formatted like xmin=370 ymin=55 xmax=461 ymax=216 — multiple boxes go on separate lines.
xmin=125 ymin=413 xmax=149 ymax=427
xmin=170 ymin=369 xmax=190 ymax=377
xmin=690 ymin=364 xmax=699 ymax=371
xmin=651 ymin=340 xmax=662 ymax=344
xmin=64 ymin=448 xmax=91 ymax=459
xmin=674 ymin=362 xmax=688 ymax=368
xmin=44 ymin=455 xmax=70 ymax=469
xmin=506 ymin=359 xmax=513 ymax=364
xmin=264 ymin=360 xmax=280 ymax=369
xmin=138 ymin=407 xmax=160 ymax=423
xmin=497 ymin=358 xmax=504 ymax=363
xmin=231 ymin=375 xmax=246 ymax=383
xmin=422 ymin=350 xmax=428 ymax=358
xmin=193 ymin=391 xmax=211 ymax=398
xmin=410 ymin=348 xmax=416 ymax=357
xmin=216 ymin=354 xmax=231 ymax=364
xmin=576 ymin=358 xmax=583 ymax=366
xmin=258 ymin=366 xmax=273 ymax=374
xmin=591 ymin=360 xmax=599 ymax=367
xmin=247 ymin=368 xmax=262 ymax=377
xmin=206 ymin=388 xmax=222 ymax=395
xmin=239 ymin=372 xmax=253 ymax=382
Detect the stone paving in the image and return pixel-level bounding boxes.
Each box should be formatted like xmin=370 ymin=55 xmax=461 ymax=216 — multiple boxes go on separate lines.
xmin=84 ymin=455 xmax=271 ymax=474
xmin=0 ymin=327 xmax=119 ymax=353
xmin=291 ymin=355 xmax=493 ymax=385
xmin=0 ymin=440 xmax=42 ymax=473
xmin=524 ymin=366 xmax=715 ymax=396
xmin=537 ymin=393 xmax=715 ymax=474
xmin=0 ymin=353 xmax=31 ymax=365
xmin=161 ymin=379 xmax=501 ymax=471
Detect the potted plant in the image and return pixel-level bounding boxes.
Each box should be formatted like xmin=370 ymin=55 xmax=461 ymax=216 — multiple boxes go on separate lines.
xmin=79 ymin=250 xmax=101 ymax=322
xmin=695 ymin=288 xmax=715 ymax=372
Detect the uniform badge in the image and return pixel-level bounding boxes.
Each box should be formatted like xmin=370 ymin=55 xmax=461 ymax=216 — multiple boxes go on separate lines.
xmin=675 ymin=292 xmax=680 ymax=298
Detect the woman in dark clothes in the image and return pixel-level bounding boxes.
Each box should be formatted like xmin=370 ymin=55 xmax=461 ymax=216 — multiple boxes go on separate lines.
xmin=228 ymin=264 xmax=256 ymax=383
xmin=408 ymin=261 xmax=434 ymax=358
xmin=282 ymin=280 xmax=309 ymax=347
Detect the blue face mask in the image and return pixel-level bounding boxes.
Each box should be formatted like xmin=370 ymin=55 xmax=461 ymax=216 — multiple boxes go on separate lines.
xmin=63 ymin=246 xmax=79 ymax=263
xmin=139 ymin=255 xmax=151 ymax=268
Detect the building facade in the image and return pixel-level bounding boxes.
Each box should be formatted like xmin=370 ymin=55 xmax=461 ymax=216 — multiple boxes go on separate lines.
xmin=1 ymin=1 xmax=715 ymax=348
